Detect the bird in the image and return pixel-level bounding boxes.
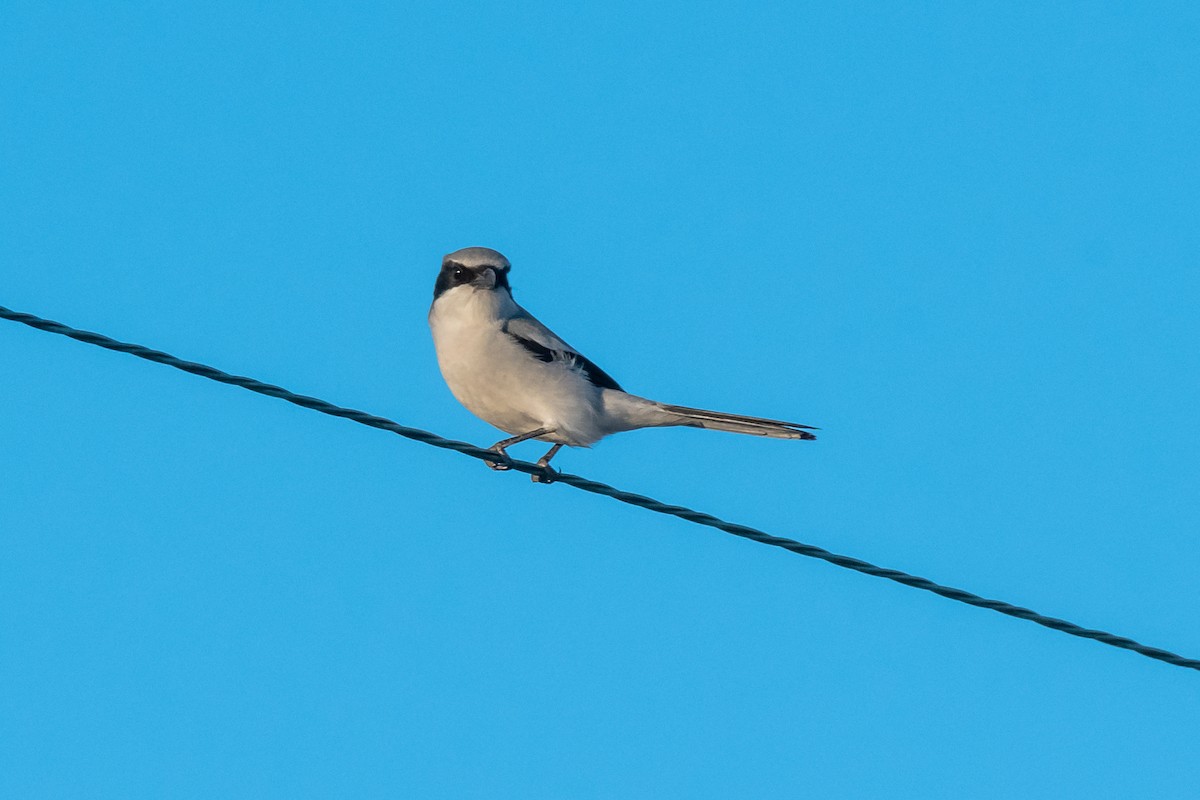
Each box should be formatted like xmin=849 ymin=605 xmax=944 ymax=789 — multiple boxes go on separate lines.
xmin=428 ymin=246 xmax=816 ymax=481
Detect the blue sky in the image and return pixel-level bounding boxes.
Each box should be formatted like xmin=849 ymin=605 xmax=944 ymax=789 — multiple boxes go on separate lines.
xmin=3 ymin=2 xmax=1199 ymax=797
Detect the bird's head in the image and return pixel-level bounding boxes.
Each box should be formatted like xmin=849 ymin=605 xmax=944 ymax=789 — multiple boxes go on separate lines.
xmin=434 ymin=247 xmax=512 ymax=300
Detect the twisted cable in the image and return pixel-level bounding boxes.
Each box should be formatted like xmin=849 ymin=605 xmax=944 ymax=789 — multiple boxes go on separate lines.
xmin=3 ymin=304 xmax=1197 ymax=673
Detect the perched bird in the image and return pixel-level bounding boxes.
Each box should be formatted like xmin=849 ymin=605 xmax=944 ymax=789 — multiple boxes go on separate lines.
xmin=428 ymin=246 xmax=816 ymax=481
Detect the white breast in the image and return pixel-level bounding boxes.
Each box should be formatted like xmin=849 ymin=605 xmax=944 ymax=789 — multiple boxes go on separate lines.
xmin=428 ymin=287 xmax=612 ymax=446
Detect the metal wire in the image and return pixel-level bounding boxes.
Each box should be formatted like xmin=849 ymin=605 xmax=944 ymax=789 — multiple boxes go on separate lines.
xmin=3 ymin=303 xmax=1198 ymax=674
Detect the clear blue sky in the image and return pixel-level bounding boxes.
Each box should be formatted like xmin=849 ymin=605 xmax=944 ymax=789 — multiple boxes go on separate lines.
xmin=3 ymin=2 xmax=1199 ymax=797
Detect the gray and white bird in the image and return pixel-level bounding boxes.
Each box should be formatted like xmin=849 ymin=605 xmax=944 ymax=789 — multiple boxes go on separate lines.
xmin=428 ymin=246 xmax=816 ymax=480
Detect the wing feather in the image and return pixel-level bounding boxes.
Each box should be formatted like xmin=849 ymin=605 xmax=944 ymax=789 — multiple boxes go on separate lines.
xmin=502 ymin=310 xmax=624 ymax=392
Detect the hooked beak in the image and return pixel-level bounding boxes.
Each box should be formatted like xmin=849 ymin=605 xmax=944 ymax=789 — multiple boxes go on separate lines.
xmin=473 ymin=267 xmax=498 ymax=290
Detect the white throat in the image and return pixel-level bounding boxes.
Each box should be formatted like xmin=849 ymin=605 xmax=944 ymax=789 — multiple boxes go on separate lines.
xmin=429 ymin=285 xmax=518 ymax=333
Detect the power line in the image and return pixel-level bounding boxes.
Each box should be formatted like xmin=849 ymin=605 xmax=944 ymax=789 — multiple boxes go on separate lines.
xmin=2 ymin=303 xmax=1197 ymax=674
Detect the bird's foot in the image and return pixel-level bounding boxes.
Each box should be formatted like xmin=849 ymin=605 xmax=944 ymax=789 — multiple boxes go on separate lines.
xmin=530 ymin=443 xmax=563 ymax=484
xmin=531 ymin=462 xmax=558 ymax=484
xmin=484 ymin=445 xmax=511 ymax=471
xmin=530 ymin=465 xmax=556 ymax=484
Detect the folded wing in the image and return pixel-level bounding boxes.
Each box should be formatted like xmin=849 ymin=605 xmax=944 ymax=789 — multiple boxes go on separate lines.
xmin=502 ymin=311 xmax=624 ymax=392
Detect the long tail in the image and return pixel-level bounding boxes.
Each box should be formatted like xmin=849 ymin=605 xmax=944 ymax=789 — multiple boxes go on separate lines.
xmin=658 ymin=403 xmax=817 ymax=440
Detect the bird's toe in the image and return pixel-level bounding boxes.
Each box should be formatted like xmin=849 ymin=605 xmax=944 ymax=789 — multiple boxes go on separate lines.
xmin=531 ymin=467 xmax=557 ymax=484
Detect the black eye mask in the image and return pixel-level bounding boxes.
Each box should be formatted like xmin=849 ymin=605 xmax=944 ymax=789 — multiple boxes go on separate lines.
xmin=433 ymin=261 xmax=511 ymax=299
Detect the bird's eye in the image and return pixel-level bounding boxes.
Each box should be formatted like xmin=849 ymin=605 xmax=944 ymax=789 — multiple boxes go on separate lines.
xmin=453 ymin=267 xmax=468 ymax=281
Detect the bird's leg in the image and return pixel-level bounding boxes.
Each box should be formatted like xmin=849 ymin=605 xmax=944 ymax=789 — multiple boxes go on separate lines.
xmin=485 ymin=427 xmax=554 ymax=470
xmin=530 ymin=443 xmax=564 ymax=484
